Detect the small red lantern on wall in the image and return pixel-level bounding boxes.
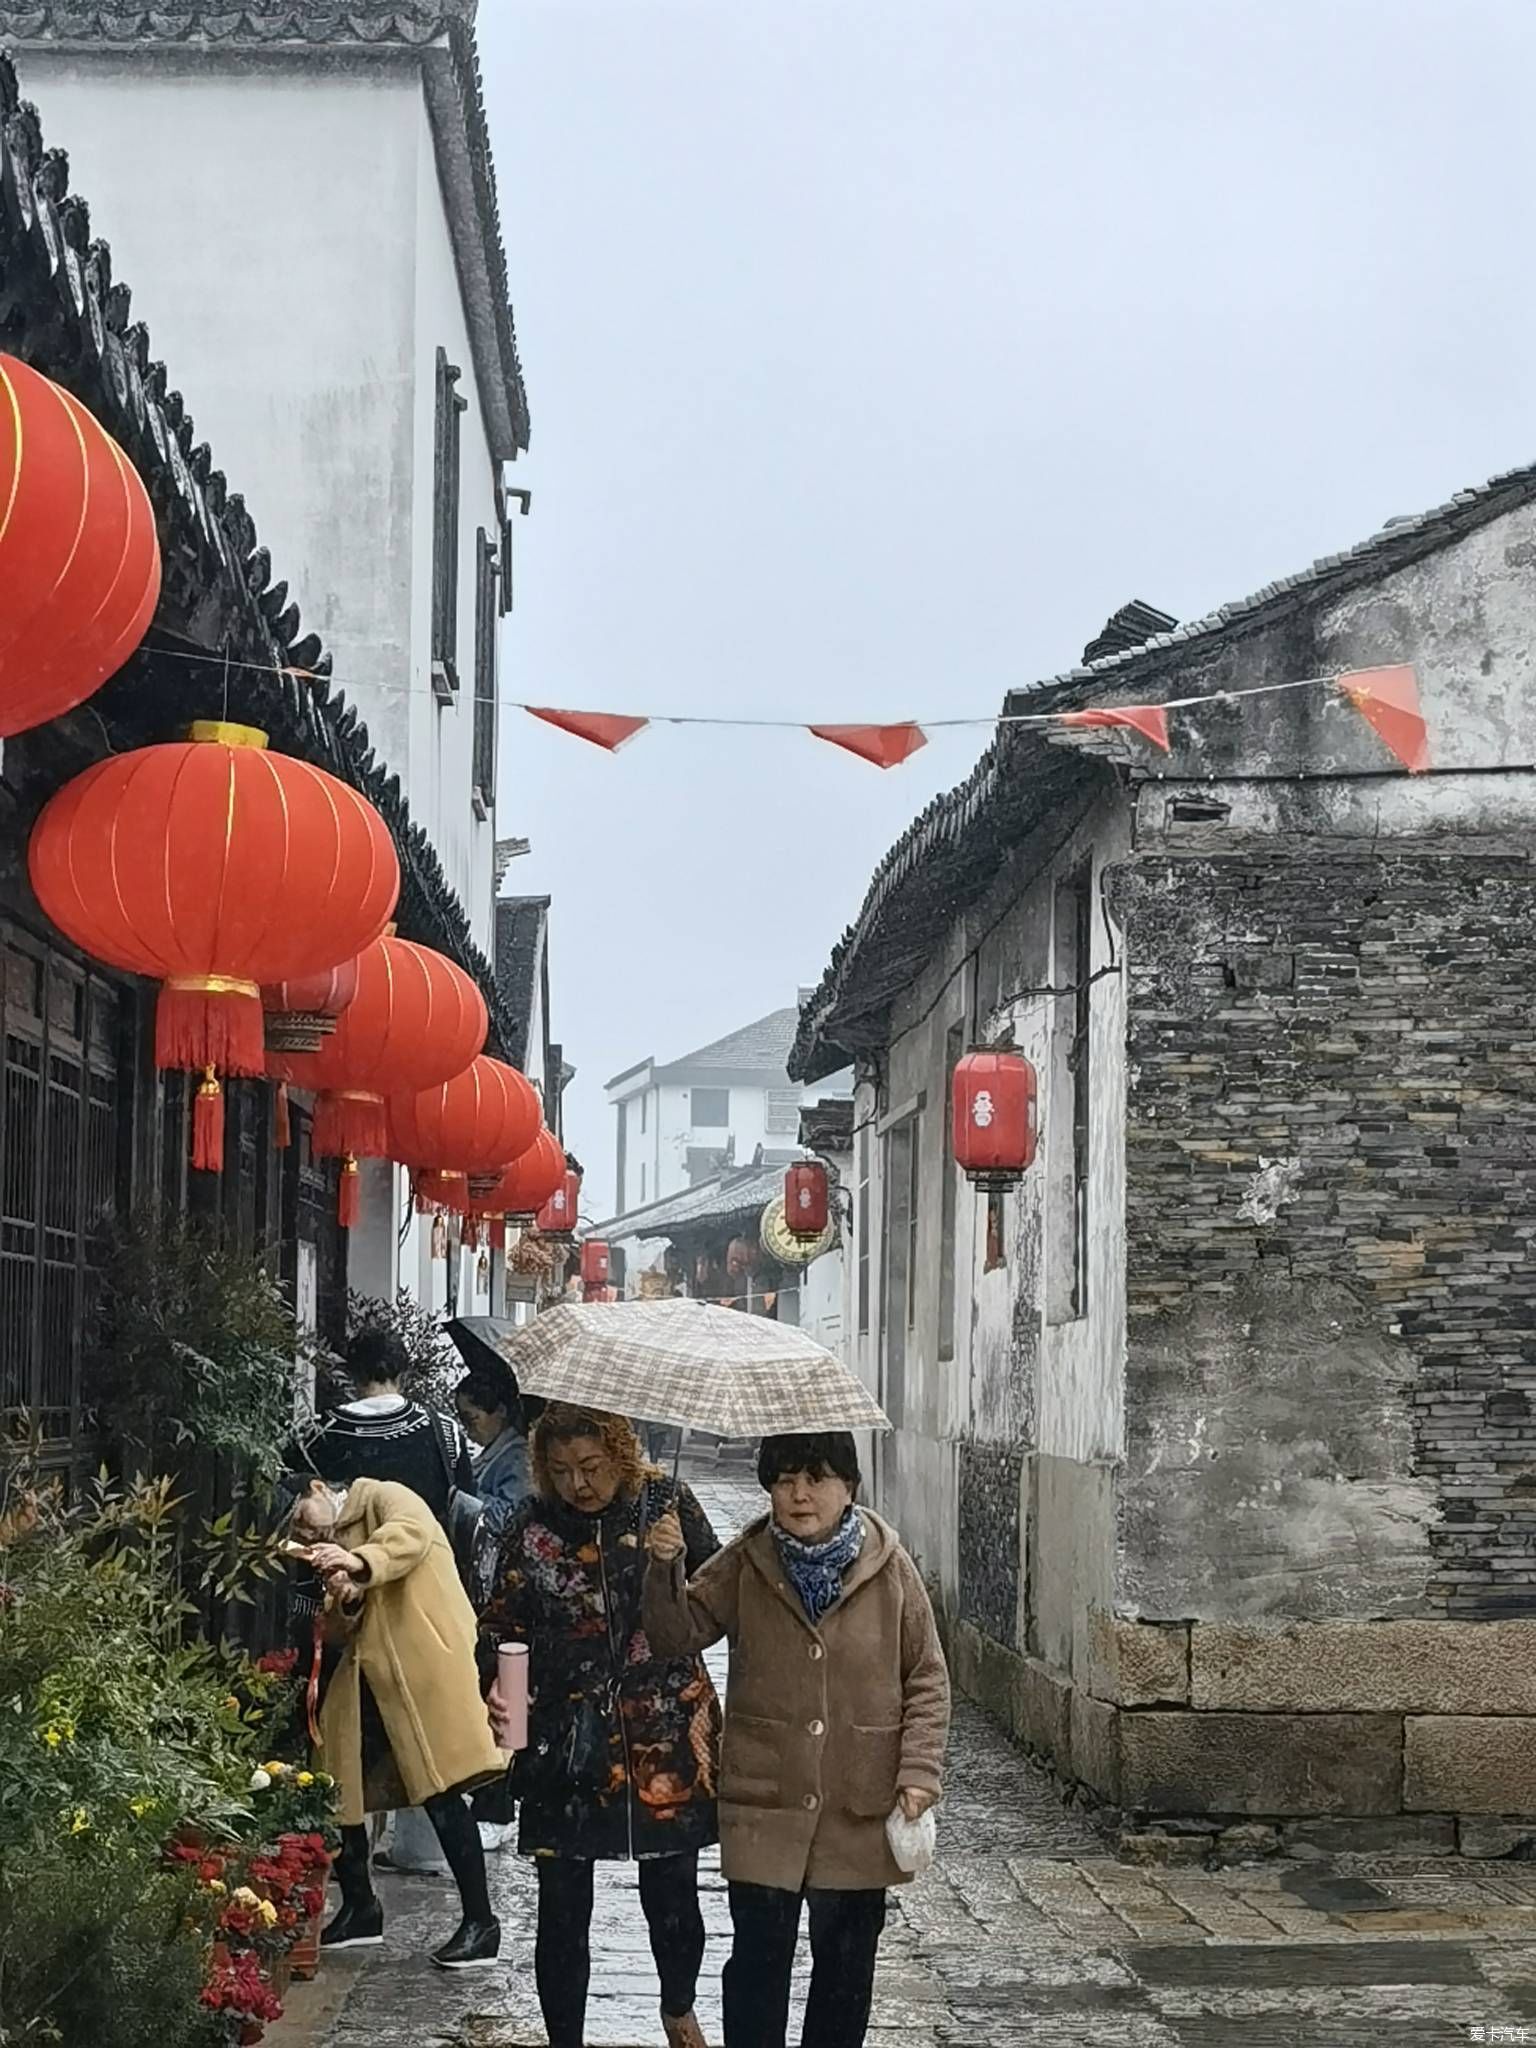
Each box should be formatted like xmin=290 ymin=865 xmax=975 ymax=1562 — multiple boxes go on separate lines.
xmin=952 ymin=1047 xmax=1038 ymax=1188
xmin=784 ymin=1160 xmax=830 ymax=1239
xmin=580 ymin=1239 xmax=611 ymax=1289
xmin=537 ymin=1169 xmax=580 ymax=1238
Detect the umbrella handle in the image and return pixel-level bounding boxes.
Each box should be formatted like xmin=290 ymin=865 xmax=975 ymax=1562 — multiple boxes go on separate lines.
xmin=672 ymin=1426 xmax=688 ymax=1485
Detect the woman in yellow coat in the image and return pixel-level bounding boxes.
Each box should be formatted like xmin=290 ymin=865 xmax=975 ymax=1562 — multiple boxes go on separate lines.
xmin=290 ymin=1476 xmax=506 ymax=1970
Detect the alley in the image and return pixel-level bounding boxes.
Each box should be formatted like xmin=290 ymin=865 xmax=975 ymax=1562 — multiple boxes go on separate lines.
xmin=276 ymin=1475 xmax=1536 ymax=2048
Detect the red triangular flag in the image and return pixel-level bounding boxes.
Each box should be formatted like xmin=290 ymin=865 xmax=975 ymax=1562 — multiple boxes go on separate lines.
xmin=1337 ymin=665 xmax=1428 ymax=774
xmin=526 ymin=707 xmax=649 ymax=752
xmin=1058 ymin=705 xmax=1171 ymax=753
xmin=808 ymin=722 xmax=928 ymax=769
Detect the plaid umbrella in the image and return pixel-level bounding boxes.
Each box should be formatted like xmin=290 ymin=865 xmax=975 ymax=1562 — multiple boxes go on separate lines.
xmin=491 ymin=1298 xmax=890 ymax=1438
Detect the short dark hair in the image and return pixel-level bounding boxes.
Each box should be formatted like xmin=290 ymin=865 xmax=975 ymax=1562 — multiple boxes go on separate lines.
xmin=455 ymin=1366 xmax=517 ymax=1419
xmin=757 ymin=1432 xmax=862 ymax=1494
xmin=346 ymin=1327 xmax=409 ymax=1389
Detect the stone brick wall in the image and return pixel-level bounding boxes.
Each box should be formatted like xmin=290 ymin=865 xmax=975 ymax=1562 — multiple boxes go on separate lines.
xmin=957 ymin=1439 xmax=1026 ymax=1650
xmin=1108 ymin=844 xmax=1536 ymax=1622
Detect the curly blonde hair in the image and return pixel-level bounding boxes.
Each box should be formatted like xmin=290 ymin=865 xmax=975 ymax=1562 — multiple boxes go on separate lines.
xmin=530 ymin=1404 xmax=659 ymax=1501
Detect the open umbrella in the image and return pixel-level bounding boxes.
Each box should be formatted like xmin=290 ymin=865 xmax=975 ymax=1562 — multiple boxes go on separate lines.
xmin=489 ymin=1298 xmax=889 ymax=1439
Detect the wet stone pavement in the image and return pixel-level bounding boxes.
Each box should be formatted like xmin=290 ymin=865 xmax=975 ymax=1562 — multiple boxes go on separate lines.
xmin=276 ymin=1475 xmax=1536 ymax=2047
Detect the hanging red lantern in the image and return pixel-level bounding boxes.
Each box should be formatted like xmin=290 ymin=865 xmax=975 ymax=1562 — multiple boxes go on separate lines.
xmin=388 ymin=1055 xmax=540 ymax=1193
xmin=536 ymin=1168 xmax=581 ymax=1239
xmin=784 ymin=1160 xmax=830 ymax=1239
xmin=470 ymin=1128 xmax=566 ymax=1223
xmin=580 ymin=1239 xmax=611 ymax=1289
xmin=263 ymin=956 xmax=362 ymax=1056
xmin=952 ymin=1047 xmax=1038 ymax=1188
xmin=273 ymin=931 xmax=486 ymax=1224
xmin=30 ymin=722 xmax=399 ymax=1172
xmin=0 ymin=354 xmax=161 ymax=737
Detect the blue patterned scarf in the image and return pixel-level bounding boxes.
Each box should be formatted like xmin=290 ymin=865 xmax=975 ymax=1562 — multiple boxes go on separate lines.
xmin=774 ymin=1509 xmax=864 ymax=1625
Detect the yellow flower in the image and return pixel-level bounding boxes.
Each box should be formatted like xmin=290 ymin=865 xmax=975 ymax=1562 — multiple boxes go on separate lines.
xmin=129 ymin=1797 xmax=152 ymax=1819
xmin=69 ymin=1808 xmax=89 ymax=1836
xmin=42 ymin=1727 xmax=62 ymax=1749
xmin=224 ymin=1696 xmax=241 ymax=1715
xmin=207 ymin=1880 xmax=226 ymax=1897
xmin=296 ymin=1772 xmax=314 ymax=1788
xmin=257 ymin=1900 xmax=278 ymax=1929
xmin=261 ymin=1760 xmax=287 ymax=1778
xmin=232 ymin=1887 xmax=261 ymax=1909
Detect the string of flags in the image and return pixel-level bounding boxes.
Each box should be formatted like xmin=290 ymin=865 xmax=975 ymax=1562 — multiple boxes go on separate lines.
xmin=522 ymin=664 xmax=1430 ymax=774
xmin=142 ymin=641 xmax=1432 ymax=778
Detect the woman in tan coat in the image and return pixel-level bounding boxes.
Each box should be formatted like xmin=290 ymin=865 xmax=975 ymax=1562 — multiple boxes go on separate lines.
xmin=290 ymin=1476 xmax=505 ymax=1971
xmin=645 ymin=1432 xmax=950 ymax=2048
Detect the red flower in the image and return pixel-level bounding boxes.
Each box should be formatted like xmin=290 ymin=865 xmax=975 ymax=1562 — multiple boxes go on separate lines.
xmin=256 ymin=1649 xmax=298 ymax=1678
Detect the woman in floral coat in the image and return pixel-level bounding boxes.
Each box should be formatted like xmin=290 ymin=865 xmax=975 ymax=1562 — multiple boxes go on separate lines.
xmin=481 ymin=1404 xmax=721 ymax=2048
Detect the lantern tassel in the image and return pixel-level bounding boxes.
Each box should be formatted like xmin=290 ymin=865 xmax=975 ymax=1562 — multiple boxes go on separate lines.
xmin=313 ymin=1090 xmax=388 ymax=1163
xmin=489 ymin=1217 xmax=506 ymax=1253
xmin=156 ymin=983 xmax=265 ymax=1079
xmin=338 ymin=1156 xmax=361 ymax=1230
xmin=273 ymin=1080 xmax=291 ymax=1151
xmin=192 ymin=1067 xmax=224 ymax=1174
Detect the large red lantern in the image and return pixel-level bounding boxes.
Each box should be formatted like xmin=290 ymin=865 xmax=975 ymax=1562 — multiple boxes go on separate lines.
xmin=952 ymin=1047 xmax=1038 ymax=1188
xmin=537 ymin=1168 xmax=581 ymax=1239
xmin=274 ymin=932 xmax=487 ymax=1223
xmin=0 ymin=354 xmax=161 ymax=737
xmin=30 ymin=723 xmax=399 ymax=1170
xmin=784 ymin=1160 xmax=830 ymax=1239
xmin=390 ymin=1055 xmax=541 ymax=1213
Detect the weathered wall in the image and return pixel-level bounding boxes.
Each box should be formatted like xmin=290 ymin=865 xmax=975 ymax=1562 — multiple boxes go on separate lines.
xmin=1111 ymin=839 xmax=1536 ymax=1624
xmin=865 ymin=789 xmax=1129 ymax=1688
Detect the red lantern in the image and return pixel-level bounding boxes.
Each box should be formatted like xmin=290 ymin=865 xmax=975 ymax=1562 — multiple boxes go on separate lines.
xmin=952 ymin=1048 xmax=1038 ymax=1188
xmin=537 ymin=1169 xmax=581 ymax=1239
xmin=580 ymin=1239 xmax=611 ymax=1289
xmin=263 ymin=956 xmax=362 ymax=1056
xmin=469 ymin=1128 xmax=566 ymax=1223
xmin=273 ymin=932 xmax=487 ymax=1224
xmin=389 ymin=1055 xmax=541 ymax=1190
xmin=785 ymin=1161 xmax=830 ymax=1239
xmin=30 ymin=722 xmax=399 ymax=1172
xmin=0 ymin=354 xmax=161 ymax=737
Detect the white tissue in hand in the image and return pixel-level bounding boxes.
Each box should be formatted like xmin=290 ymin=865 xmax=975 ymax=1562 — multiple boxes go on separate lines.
xmin=885 ymin=1803 xmax=936 ymax=1874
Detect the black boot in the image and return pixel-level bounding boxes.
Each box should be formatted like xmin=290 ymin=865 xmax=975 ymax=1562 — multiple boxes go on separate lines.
xmin=423 ymin=1789 xmax=500 ymax=1971
xmin=324 ymin=1824 xmax=385 ymax=1950
xmin=431 ymin=1914 xmax=502 ymax=1971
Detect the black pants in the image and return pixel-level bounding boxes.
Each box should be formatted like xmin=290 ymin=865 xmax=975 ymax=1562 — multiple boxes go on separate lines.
xmin=336 ymin=1790 xmax=492 ymax=1926
xmin=535 ymin=1853 xmax=704 ymax=2048
xmin=723 ymin=1883 xmax=887 ymax=2048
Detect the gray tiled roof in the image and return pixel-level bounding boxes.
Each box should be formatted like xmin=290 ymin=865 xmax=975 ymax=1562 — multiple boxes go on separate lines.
xmin=595 ymin=1163 xmax=784 ymax=1243
xmin=660 ymin=1007 xmax=799 ymax=1079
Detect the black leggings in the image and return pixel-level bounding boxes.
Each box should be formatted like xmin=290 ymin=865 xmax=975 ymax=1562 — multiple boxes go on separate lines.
xmin=723 ymin=1883 xmax=887 ymax=2048
xmin=336 ymin=1790 xmax=492 ymax=1926
xmin=535 ymin=1853 xmax=704 ymax=2048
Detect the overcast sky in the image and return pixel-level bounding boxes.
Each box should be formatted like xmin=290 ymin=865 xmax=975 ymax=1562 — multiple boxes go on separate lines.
xmin=478 ymin=0 xmax=1536 ymax=1214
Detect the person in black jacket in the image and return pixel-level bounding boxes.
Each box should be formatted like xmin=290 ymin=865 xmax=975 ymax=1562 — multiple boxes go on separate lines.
xmin=291 ymin=1328 xmax=475 ymax=1520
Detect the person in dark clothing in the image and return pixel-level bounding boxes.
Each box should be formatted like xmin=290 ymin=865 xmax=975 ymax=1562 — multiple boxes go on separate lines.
xmin=482 ymin=1405 xmax=721 ymax=2048
xmin=291 ymin=1329 xmax=475 ymax=1524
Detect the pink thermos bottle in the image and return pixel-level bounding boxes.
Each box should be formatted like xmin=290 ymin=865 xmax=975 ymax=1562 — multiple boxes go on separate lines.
xmin=495 ymin=1642 xmax=529 ymax=1753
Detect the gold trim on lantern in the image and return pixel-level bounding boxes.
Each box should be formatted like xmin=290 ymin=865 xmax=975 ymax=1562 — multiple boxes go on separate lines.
xmin=164 ymin=973 xmax=262 ymax=999
xmin=331 ymin=1088 xmax=384 ymax=1105
xmin=188 ymin=720 xmax=268 ymax=750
